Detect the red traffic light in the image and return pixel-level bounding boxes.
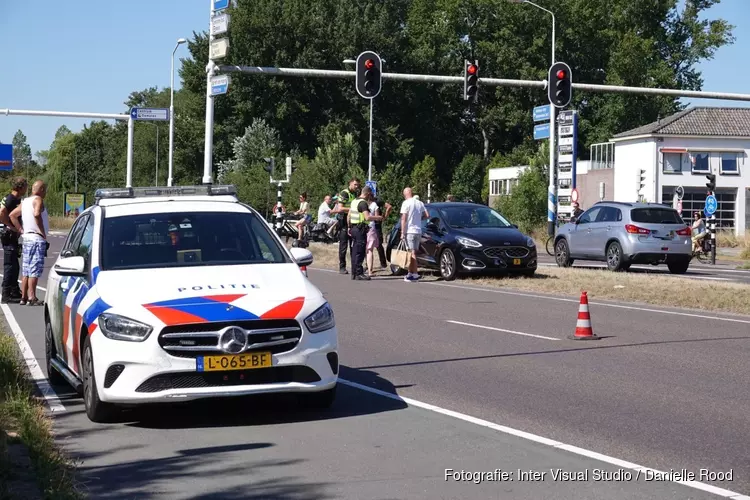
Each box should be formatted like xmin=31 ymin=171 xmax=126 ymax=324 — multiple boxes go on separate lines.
xmin=556 ymin=69 xmax=566 ymax=79
xmin=467 ymin=64 xmax=477 ymax=75
xmin=364 ymin=59 xmax=374 ymax=70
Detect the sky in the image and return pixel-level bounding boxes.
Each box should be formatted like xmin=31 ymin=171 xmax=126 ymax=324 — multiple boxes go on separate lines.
xmin=0 ymin=0 xmax=748 ymax=156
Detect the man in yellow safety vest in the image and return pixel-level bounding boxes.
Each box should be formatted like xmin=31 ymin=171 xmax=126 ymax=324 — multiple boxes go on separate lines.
xmin=348 ymin=186 xmax=382 ymax=280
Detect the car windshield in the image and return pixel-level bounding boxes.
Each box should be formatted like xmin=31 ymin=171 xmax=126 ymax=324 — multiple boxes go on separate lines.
xmin=100 ymin=211 xmax=290 ymax=271
xmin=438 ymin=205 xmax=512 ymax=228
xmin=630 ymin=208 xmax=684 ymax=225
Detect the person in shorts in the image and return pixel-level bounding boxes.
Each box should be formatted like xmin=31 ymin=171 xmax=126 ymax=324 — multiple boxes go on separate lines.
xmin=9 ymin=180 xmax=48 ymax=306
xmin=399 ymin=187 xmax=429 ymax=282
xmin=365 ymin=190 xmax=382 ymax=277
xmin=294 ymin=192 xmax=312 ymax=241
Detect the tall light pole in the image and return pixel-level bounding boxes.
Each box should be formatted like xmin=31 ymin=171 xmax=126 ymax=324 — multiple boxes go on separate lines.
xmin=168 ymin=37 xmax=187 ymax=187
xmin=508 ymin=0 xmax=557 ymax=236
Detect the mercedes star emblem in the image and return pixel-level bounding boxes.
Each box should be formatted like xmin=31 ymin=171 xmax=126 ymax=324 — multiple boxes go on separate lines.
xmin=219 ymin=326 xmax=247 ymax=354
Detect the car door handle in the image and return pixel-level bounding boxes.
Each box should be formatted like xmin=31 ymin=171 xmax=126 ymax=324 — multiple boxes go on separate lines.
xmin=60 ymin=280 xmax=69 ymax=292
xmin=607 ymin=226 xmax=611 ymax=231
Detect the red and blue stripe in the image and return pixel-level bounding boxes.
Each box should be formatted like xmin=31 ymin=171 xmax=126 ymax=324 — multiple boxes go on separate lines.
xmin=143 ymin=294 xmax=305 ymax=325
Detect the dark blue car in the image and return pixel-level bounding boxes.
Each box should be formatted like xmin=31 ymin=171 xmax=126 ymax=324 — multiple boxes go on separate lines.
xmin=385 ymin=202 xmax=538 ymax=280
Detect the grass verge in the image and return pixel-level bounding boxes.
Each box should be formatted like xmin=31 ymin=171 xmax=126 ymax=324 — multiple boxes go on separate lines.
xmin=0 ymin=333 xmax=81 ymax=499
xmin=303 ymin=242 xmax=750 ymax=316
xmin=47 ymin=216 xmax=75 ymax=232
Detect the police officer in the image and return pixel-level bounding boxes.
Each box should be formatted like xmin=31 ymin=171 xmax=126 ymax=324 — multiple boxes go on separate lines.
xmin=348 ymin=186 xmax=382 ymax=280
xmin=0 ymin=177 xmax=27 ymax=303
xmin=332 ymin=177 xmax=360 ymax=274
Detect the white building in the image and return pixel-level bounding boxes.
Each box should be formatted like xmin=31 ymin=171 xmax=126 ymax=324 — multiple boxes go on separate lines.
xmin=488 ymin=165 xmax=528 ymax=206
xmin=610 ymin=106 xmax=749 ymax=235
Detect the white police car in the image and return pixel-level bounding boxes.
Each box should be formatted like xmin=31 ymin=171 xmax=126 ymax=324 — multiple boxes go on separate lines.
xmin=44 ymin=185 xmax=338 ymax=422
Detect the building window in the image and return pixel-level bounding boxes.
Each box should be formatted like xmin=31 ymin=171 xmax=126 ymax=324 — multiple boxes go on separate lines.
xmin=663 ymin=152 xmax=683 ymax=173
xmin=720 ymin=153 xmax=739 ymax=175
xmin=690 ymin=152 xmax=709 ymax=173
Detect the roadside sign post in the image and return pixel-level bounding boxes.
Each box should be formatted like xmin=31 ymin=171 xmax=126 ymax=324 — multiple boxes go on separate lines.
xmin=533 ymin=123 xmax=550 ymax=140
xmin=556 ymin=110 xmax=577 ymax=218
xmin=366 ymin=180 xmax=377 ymax=197
xmin=130 ymin=108 xmax=169 ymax=121
xmin=705 ymin=193 xmax=717 ymax=265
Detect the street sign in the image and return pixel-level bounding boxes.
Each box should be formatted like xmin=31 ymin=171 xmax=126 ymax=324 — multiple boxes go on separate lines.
xmin=210 ymin=38 xmax=229 ymax=59
xmin=213 ymin=0 xmax=229 ymax=11
xmin=210 ymin=13 xmax=230 ymax=36
xmin=533 ymin=104 xmax=550 ymax=122
xmin=533 ymin=123 xmax=550 ymax=140
xmin=558 ymin=154 xmax=573 ymax=164
xmin=130 ymin=108 xmax=169 ymax=121
xmin=558 ymin=124 xmax=573 ymax=136
xmin=571 ymin=188 xmax=579 ymax=204
xmin=705 ymin=194 xmax=717 ymax=216
xmin=366 ymin=180 xmax=377 ymax=196
xmin=210 ymin=74 xmax=231 ymax=95
xmin=558 ymin=110 xmax=574 ymax=125
xmin=0 ymin=144 xmax=12 ymax=171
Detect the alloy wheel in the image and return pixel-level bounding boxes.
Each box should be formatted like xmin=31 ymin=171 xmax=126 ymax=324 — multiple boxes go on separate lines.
xmin=440 ymin=250 xmax=454 ymax=278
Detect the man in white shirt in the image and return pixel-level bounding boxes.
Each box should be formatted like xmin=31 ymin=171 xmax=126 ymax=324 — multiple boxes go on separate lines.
xmin=9 ymin=180 xmax=49 ymax=306
xmin=399 ymin=187 xmax=429 ymax=282
xmin=317 ymin=195 xmax=337 ymax=235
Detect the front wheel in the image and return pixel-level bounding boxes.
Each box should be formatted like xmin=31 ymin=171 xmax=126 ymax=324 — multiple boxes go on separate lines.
xmin=439 ymin=248 xmax=458 ymax=281
xmin=81 ymin=338 xmax=117 ymax=423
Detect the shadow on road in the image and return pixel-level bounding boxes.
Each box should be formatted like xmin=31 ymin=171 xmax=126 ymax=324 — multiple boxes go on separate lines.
xmin=351 ymin=335 xmax=750 ymax=371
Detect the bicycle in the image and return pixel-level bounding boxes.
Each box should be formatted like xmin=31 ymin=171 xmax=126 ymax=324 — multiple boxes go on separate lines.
xmin=545 ymin=215 xmax=570 ymax=256
xmin=692 ymin=237 xmax=712 ymax=264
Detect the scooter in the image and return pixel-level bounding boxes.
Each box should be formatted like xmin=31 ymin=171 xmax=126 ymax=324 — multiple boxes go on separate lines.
xmin=309 ymin=221 xmax=339 ymax=244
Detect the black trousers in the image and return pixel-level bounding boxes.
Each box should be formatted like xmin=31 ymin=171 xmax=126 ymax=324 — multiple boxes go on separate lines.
xmin=350 ymin=225 xmax=367 ymax=276
xmin=2 ymin=244 xmax=20 ymax=296
xmin=338 ymin=218 xmax=350 ymax=270
xmin=375 ymin=223 xmax=387 ymax=267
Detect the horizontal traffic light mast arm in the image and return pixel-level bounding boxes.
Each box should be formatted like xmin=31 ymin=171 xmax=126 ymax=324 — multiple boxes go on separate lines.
xmin=217 ymin=65 xmax=750 ymax=101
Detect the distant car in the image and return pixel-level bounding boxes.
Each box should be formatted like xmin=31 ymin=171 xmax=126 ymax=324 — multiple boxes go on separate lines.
xmin=553 ymin=201 xmax=692 ymax=273
xmin=385 ymin=202 xmax=537 ymax=280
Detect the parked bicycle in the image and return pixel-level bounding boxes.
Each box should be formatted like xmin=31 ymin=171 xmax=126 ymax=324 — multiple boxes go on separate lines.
xmin=545 ymin=214 xmax=570 ymax=256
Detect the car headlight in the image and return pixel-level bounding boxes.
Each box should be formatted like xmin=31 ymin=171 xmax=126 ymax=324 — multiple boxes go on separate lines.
xmin=526 ymin=236 xmax=535 ymax=248
xmin=304 ymin=303 xmax=335 ymax=333
xmin=97 ymin=313 xmax=153 ymax=342
xmin=456 ymin=236 xmax=482 ymax=248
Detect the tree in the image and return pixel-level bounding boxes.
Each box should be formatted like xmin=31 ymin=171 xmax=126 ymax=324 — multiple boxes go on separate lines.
xmin=411 ymin=155 xmax=437 ymax=201
xmin=450 ymin=154 xmax=484 ymax=202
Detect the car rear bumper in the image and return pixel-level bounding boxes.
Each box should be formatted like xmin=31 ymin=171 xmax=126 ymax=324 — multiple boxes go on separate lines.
xmin=623 ymin=234 xmax=692 ymax=262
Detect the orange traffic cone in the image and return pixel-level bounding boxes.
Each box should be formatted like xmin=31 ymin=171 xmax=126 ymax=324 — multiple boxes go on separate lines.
xmin=569 ymin=291 xmax=599 ymax=340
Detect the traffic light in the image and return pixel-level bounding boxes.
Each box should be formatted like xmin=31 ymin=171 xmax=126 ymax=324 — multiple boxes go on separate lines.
xmin=705 ymin=173 xmax=716 ymax=192
xmin=355 ymin=51 xmax=382 ymax=99
xmin=464 ymin=60 xmax=479 ymax=102
xmin=637 ymin=169 xmax=646 ymax=192
xmin=548 ymin=62 xmax=572 ymax=108
xmin=263 ymin=157 xmax=274 ymax=174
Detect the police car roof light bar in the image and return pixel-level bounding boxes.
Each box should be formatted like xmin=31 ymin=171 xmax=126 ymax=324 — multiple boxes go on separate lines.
xmin=94 ymin=184 xmax=237 ymax=201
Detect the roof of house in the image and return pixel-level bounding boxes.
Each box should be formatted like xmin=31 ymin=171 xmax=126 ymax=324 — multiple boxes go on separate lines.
xmin=611 ymin=106 xmax=750 ymax=139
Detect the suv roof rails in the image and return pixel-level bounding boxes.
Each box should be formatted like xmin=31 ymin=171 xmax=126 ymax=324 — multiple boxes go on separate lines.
xmin=94 ymin=184 xmax=238 ymax=204
xmin=593 ymin=201 xmax=633 ymax=207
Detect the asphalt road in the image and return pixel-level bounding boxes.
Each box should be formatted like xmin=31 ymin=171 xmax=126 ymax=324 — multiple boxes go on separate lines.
xmin=535 ymin=252 xmax=750 ymax=285
xmin=1 ymin=233 xmax=748 ymax=499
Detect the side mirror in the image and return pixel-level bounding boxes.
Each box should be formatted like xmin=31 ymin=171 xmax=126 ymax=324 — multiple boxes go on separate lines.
xmin=53 ymin=256 xmax=86 ymax=276
xmin=289 ymin=247 xmax=313 ymax=267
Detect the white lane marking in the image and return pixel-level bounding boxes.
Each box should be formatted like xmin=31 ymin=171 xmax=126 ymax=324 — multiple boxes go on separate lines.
xmin=676 ymin=276 xmax=730 ymax=282
xmin=427 ymin=282 xmax=750 ymax=325
xmin=447 ymin=320 xmax=560 ymax=341
xmin=0 ymin=303 xmax=66 ymax=412
xmin=307 ymin=267 xmax=750 ymax=324
xmin=339 ymin=378 xmax=750 ymax=500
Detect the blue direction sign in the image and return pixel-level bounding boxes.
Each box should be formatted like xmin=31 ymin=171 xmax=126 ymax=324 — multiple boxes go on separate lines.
xmin=366 ymin=180 xmax=377 ymax=197
xmin=534 ymin=123 xmax=550 ymax=140
xmin=213 ymin=0 xmax=229 ymax=10
xmin=130 ymin=108 xmax=169 ymax=121
xmin=705 ymin=194 xmax=717 ymax=216
xmin=210 ymin=74 xmax=231 ymax=96
xmin=533 ymin=104 xmax=550 ymax=122
xmin=0 ymin=144 xmax=12 ymax=171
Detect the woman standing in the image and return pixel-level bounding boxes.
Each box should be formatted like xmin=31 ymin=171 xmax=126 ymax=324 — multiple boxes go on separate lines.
xmin=365 ymin=190 xmax=381 ymax=278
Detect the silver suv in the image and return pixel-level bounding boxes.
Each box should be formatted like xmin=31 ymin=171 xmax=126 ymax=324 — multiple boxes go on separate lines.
xmin=553 ymin=201 xmax=693 ymax=273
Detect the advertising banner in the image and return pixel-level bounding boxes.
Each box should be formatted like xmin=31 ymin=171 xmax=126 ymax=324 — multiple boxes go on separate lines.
xmin=64 ymin=192 xmax=86 ymax=218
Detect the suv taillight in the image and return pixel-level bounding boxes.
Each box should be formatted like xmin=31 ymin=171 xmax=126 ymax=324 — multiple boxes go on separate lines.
xmin=676 ymin=226 xmax=691 ymax=236
xmin=625 ymin=224 xmax=650 ymax=235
